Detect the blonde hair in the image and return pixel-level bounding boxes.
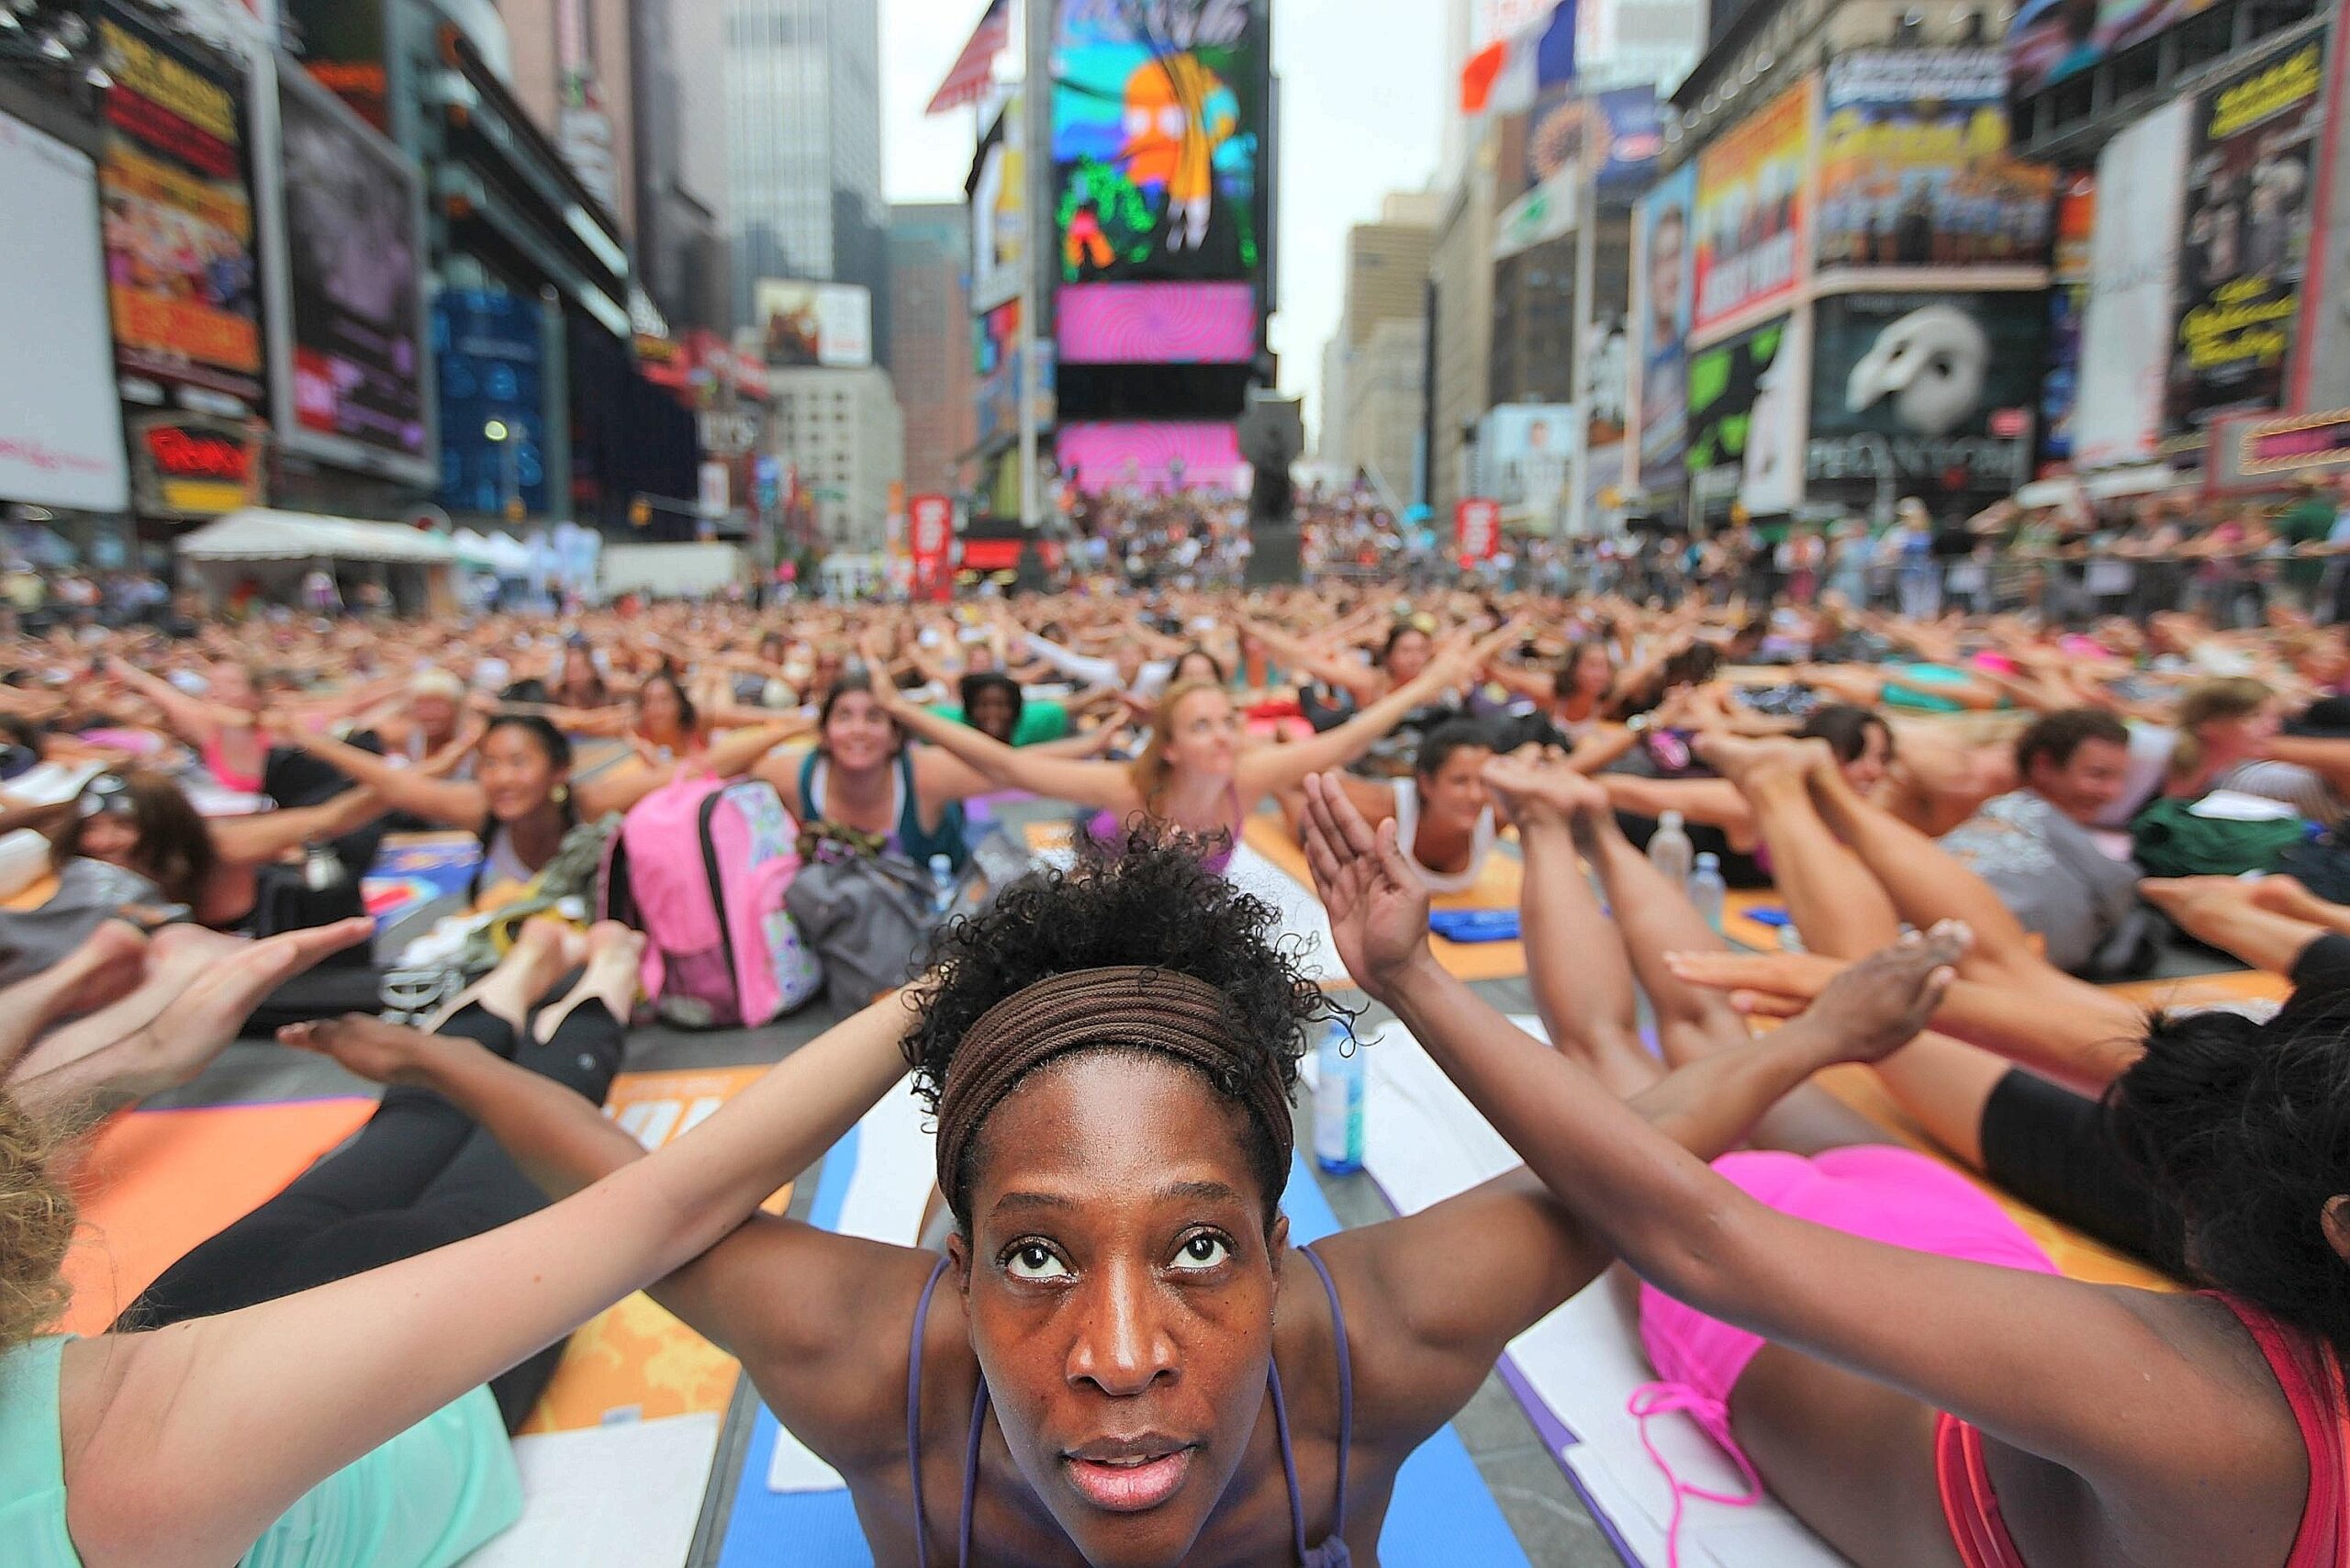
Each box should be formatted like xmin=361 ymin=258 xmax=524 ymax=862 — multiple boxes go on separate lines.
xmin=1127 ymin=680 xmax=1231 ymax=815
xmin=2170 ymin=677 xmax=2273 ymax=779
xmin=0 ymin=1090 xmax=74 ymax=1357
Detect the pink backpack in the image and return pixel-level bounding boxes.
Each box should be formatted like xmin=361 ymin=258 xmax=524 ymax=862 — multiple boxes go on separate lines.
xmin=600 ymin=775 xmax=822 ymax=1028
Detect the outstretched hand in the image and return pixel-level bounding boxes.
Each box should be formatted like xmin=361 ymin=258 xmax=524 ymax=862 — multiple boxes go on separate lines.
xmin=1301 ymin=771 xmax=1433 ymax=997
xmin=1789 ymin=920 xmax=1968 ymax=1065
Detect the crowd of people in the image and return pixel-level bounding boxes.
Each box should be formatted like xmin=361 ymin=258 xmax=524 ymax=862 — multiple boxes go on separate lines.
xmin=14 ymin=497 xmax=2350 ymax=1563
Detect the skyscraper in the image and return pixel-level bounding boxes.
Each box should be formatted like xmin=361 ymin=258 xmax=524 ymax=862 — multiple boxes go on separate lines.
xmin=887 ymin=204 xmax=979 ymax=500
xmin=722 ymin=0 xmax=885 ymax=341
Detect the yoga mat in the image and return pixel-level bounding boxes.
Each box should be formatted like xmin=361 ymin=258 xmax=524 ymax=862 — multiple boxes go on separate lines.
xmin=713 ymin=1079 xmax=1534 ymax=1567
xmin=467 ymin=1413 xmax=722 ymax=1568
xmin=1722 ymin=890 xmax=1796 ymax=953
xmin=364 ymin=833 xmax=485 ymax=932
xmin=59 ymin=1096 xmax=375 ymax=1333
xmin=520 ymin=1067 xmax=788 ymax=1436
xmin=1241 ymin=814 xmax=1532 ymax=985
xmin=1324 ymin=1017 xmax=1847 ymax=1568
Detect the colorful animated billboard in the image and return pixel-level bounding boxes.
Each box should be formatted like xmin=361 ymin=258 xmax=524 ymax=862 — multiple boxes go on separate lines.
xmin=1050 ymin=0 xmax=1269 ymax=286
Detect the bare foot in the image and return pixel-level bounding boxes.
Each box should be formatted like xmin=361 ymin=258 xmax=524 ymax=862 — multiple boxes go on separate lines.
xmin=2250 ymin=874 xmax=2338 ymax=924
xmin=2139 ymin=876 xmax=2254 ymax=920
xmin=1664 ymin=946 xmax=1844 ymax=1019
xmin=1693 ymin=732 xmax=1828 ymax=792
xmin=1482 ymin=753 xmax=1607 ymax=831
xmin=1790 ymin=921 xmax=1969 ymax=1065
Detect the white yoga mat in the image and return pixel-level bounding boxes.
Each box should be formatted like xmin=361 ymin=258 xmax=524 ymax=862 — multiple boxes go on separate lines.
xmin=467 ymin=1412 xmax=723 ymax=1567
xmin=1332 ymin=1016 xmax=1851 ymax=1568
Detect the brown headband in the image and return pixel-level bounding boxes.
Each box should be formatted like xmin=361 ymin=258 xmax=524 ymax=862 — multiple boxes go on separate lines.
xmin=934 ymin=965 xmax=1293 ymax=1203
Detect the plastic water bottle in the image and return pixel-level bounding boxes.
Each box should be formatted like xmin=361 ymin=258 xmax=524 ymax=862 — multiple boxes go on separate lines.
xmin=1648 ymin=810 xmax=1694 ymax=888
xmin=927 ymin=854 xmax=957 ymax=918
xmin=1313 ymin=1022 xmax=1366 ymax=1175
xmin=1687 ymin=852 xmax=1727 ymax=935
xmin=302 ymin=842 xmax=346 ymax=892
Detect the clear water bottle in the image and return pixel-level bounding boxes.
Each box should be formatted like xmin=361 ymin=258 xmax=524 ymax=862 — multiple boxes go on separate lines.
xmin=302 ymin=842 xmax=346 ymax=892
xmin=1648 ymin=809 xmax=1694 ymax=888
xmin=1687 ymin=851 xmax=1727 ymax=935
xmin=927 ymin=853 xmax=957 ymax=918
xmin=1313 ymin=1022 xmax=1366 ymax=1175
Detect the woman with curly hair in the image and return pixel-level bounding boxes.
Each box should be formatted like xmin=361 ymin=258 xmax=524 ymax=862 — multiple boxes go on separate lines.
xmin=308 ymin=833 xmax=1949 ymax=1565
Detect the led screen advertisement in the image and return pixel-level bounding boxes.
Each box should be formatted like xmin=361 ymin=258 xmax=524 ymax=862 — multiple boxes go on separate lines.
xmin=434 ymin=290 xmax=549 ymax=519
xmin=1815 ymin=50 xmax=2055 ymax=272
xmin=2008 ymin=0 xmax=2217 ymax=99
xmin=1807 ymin=292 xmax=2044 ymax=501
xmin=97 ymin=11 xmax=263 ymax=412
xmin=266 ymin=61 xmax=431 ymax=483
xmin=1685 ymin=311 xmax=1804 ymax=521
xmin=1631 ymin=163 xmax=1696 ymax=493
xmin=0 ymin=109 xmax=129 ymax=512
xmin=754 ymin=281 xmax=876 ymax=368
xmin=1051 ymin=0 xmax=1269 ymax=286
xmin=2168 ymin=43 xmax=2322 ymax=436
xmin=1058 ymin=282 xmax=1257 ymax=364
xmin=1693 ymin=77 xmax=1813 ymax=340
xmin=1058 ymin=421 xmax=1242 ymax=495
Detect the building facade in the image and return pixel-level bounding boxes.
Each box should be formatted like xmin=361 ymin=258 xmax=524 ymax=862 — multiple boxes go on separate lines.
xmin=886 ymin=203 xmax=979 ymax=501
xmin=1324 ymin=192 xmax=1440 ymax=500
xmin=722 ymin=0 xmax=885 ymax=340
xmin=767 ymin=363 xmax=902 ymax=551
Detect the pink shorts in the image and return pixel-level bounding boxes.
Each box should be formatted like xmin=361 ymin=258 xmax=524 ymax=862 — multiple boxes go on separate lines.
xmin=1639 ymin=1146 xmax=2057 ymax=1408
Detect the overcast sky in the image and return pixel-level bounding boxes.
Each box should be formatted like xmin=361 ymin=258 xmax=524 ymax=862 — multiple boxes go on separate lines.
xmin=877 ymin=0 xmax=1449 ymax=437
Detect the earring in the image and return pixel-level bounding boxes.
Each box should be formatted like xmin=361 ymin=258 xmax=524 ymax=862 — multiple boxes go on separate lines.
xmin=552 ymin=784 xmax=570 ymax=805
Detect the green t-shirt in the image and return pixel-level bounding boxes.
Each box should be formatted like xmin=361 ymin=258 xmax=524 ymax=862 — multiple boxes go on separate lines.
xmin=930 ymin=700 xmax=1071 ymax=746
xmin=2278 ymin=498 xmax=2337 ymax=588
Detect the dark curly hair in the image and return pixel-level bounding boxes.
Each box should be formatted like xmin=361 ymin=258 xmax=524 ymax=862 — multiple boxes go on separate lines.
xmin=2108 ymin=995 xmax=2350 ymax=1347
xmin=904 ymin=832 xmax=1337 ymax=1229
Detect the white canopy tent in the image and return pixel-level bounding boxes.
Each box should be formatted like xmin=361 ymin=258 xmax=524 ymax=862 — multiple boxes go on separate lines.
xmin=175 ymin=509 xmax=457 ymax=615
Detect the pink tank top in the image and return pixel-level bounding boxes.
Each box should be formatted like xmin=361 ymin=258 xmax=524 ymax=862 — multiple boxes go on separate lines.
xmin=1936 ymin=1294 xmax=2349 ymax=1568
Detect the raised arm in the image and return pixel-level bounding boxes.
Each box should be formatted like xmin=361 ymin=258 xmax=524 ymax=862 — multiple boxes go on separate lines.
xmin=273 ymin=724 xmax=487 ymax=828
xmin=868 ymin=666 xmax=1137 ymax=815
xmin=105 ymin=660 xmax=227 ymax=740
xmin=66 ymin=983 xmax=918 ymax=1568
xmin=1301 ymin=774 xmax=2251 ymax=1513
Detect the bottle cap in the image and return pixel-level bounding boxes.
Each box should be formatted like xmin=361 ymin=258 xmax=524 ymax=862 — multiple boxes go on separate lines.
xmin=1695 ymin=852 xmax=1720 ymax=869
xmin=1660 ymin=810 xmax=1684 ymax=830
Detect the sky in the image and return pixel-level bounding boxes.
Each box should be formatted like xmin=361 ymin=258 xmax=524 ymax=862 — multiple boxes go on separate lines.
xmin=877 ymin=0 xmax=1451 ymax=440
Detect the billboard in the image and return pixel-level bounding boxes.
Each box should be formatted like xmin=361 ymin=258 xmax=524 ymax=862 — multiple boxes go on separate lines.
xmin=1807 ymin=292 xmax=2043 ymax=501
xmin=755 ymin=281 xmax=875 ymax=368
xmin=1693 ymin=77 xmax=1814 ymax=339
xmin=1057 ymin=420 xmax=1243 ymax=494
xmin=2168 ymin=42 xmax=2322 ymax=435
xmin=282 ymin=0 xmax=390 ymax=131
xmin=1050 ymin=0 xmax=1268 ymax=284
xmin=2297 ymin=19 xmax=2350 ymax=412
xmin=1631 ymin=163 xmax=1697 ymax=492
xmin=433 ymin=289 xmax=549 ymax=519
xmin=97 ymin=14 xmax=263 ymax=414
xmin=968 ymin=99 xmax=1026 ymax=313
xmin=1816 ymin=50 xmax=2056 ymax=272
xmin=1526 ymin=84 xmax=1666 ymax=193
xmin=2075 ymin=98 xmax=2189 ymax=470
xmin=1058 ymin=282 xmax=1258 ymax=364
xmin=269 ymin=62 xmax=431 ymax=481
xmin=976 ymin=300 xmax=1057 ymax=448
xmin=0 ymin=109 xmax=129 ymax=511
xmin=1479 ymin=405 xmax=1577 ymax=517
xmin=2042 ymin=181 xmax=2094 ymax=468
xmin=2008 ymin=0 xmax=2216 ymax=99
xmin=1686 ymin=311 xmax=1804 ymax=519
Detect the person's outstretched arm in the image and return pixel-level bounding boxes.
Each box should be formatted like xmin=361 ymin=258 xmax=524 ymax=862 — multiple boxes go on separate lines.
xmin=272 ymin=723 xmax=487 ymax=829
xmin=62 ymin=983 xmax=918 ymax=1568
xmin=1298 ymin=774 xmax=2266 ymax=1536
xmin=1242 ymin=629 xmax=1515 ymax=796
xmin=865 ymin=648 xmax=1137 ymax=815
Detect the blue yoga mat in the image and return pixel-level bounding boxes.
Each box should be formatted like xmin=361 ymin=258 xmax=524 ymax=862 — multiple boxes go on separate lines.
xmin=713 ymin=1133 xmax=1531 ymax=1567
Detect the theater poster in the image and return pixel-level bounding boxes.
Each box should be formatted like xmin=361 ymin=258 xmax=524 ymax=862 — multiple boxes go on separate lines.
xmin=1808 ymin=292 xmax=2045 ymax=503
xmin=1815 ymin=50 xmax=2055 ymax=273
xmin=1050 ymin=0 xmax=1269 ymax=286
xmin=1692 ymin=77 xmax=1814 ymax=340
xmin=1685 ymin=311 xmax=1805 ymax=521
xmin=2168 ymin=41 xmax=2323 ymax=435
xmin=1631 ymin=163 xmax=1696 ymax=494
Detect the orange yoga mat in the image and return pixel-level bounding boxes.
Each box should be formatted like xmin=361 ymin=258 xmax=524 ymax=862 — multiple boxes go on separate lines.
xmin=55 ymin=1066 xmax=788 ymax=1436
xmin=1237 ymin=815 xmax=1532 ymax=985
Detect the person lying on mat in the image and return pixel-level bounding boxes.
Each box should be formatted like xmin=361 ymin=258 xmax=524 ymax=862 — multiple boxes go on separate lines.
xmin=1597 ymin=703 xmax=1896 ymax=859
xmin=856 ymin=624 xmax=1510 ymax=873
xmin=1305 ymin=763 xmax=2350 ymax=1568
xmin=0 ymin=913 xmax=923 ymax=1568
xmin=1275 ymin=719 xmax=1501 ymax=894
xmin=333 ymin=833 xmax=1961 ymax=1567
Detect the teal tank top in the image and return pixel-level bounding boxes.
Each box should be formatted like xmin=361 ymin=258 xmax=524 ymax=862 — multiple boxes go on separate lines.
xmin=0 ymin=1336 xmax=522 ymax=1566
xmin=798 ymin=749 xmax=969 ymax=872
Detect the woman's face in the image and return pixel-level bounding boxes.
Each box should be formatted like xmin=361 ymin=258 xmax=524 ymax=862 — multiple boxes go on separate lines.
xmin=1385 ymin=630 xmax=1432 ymax=684
xmin=476 ymin=726 xmax=561 ymax=824
xmin=969 ymin=685 xmax=1020 ymax=743
xmin=2200 ymin=704 xmax=2282 ymax=763
xmin=78 ymin=810 xmax=140 ymax=867
xmin=562 ymin=648 xmax=597 ymax=689
xmin=637 ymin=680 xmax=686 ymax=744
xmin=1572 ymin=645 xmax=1614 ymax=699
xmin=1419 ymin=746 xmax=1493 ymax=832
xmin=1841 ymin=723 xmax=1894 ymax=794
xmin=211 ymin=663 xmax=260 ymax=713
xmin=1163 ymin=689 xmax=1240 ymax=781
xmin=953 ymin=1053 xmax=1282 ymax=1568
xmin=1172 ymin=653 xmax=1221 ymax=688
xmin=823 ymin=690 xmax=899 ymax=773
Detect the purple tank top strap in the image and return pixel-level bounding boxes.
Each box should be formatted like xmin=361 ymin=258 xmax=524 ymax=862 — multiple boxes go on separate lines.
xmin=907 ymin=1257 xmax=950 ymax=1568
xmin=1266 ymin=1244 xmax=1356 ymax=1567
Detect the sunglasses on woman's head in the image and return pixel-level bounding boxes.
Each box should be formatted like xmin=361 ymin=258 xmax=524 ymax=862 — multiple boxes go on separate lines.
xmin=75 ymin=773 xmax=133 ymax=819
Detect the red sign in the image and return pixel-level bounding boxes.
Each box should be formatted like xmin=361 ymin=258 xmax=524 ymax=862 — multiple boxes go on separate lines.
xmin=1988 ymin=409 xmax=2031 ymax=440
xmin=909 ymin=495 xmax=954 ymax=562
xmin=1455 ymin=499 xmax=1501 ymax=564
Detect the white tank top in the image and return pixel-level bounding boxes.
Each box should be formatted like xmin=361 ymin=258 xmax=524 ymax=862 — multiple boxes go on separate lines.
xmin=1390 ymin=778 xmax=1496 ymax=895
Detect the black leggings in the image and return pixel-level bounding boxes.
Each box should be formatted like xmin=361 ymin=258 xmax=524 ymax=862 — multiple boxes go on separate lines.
xmin=1976 ymin=1067 xmax=2188 ymax=1277
xmin=116 ymin=991 xmax=624 ymax=1431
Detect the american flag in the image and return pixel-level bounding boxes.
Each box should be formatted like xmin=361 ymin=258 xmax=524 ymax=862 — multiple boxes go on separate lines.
xmin=926 ymin=0 xmax=1012 ymax=116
